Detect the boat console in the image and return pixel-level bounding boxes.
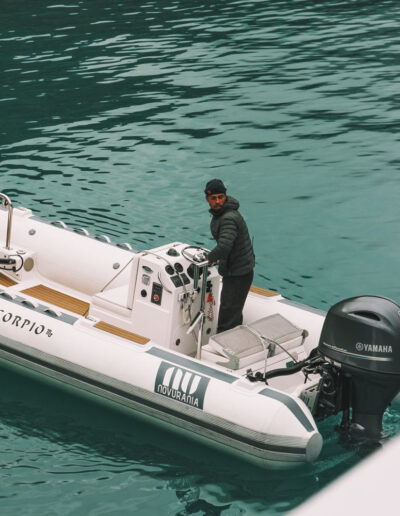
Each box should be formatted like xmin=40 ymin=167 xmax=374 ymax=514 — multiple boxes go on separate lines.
xmin=0 ymin=203 xmax=221 ymax=355
xmin=92 ymin=242 xmax=221 ymax=354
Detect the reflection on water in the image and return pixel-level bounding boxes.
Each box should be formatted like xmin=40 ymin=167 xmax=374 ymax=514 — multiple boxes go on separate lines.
xmin=0 ymin=363 xmax=372 ymax=515
xmin=1 ymin=0 xmax=400 ymax=513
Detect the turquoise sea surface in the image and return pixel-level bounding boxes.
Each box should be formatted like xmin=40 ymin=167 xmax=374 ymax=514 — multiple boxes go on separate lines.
xmin=1 ymin=1 xmax=400 ymax=514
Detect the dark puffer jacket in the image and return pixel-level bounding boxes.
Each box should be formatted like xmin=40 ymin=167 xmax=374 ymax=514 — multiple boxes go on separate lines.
xmin=207 ymin=196 xmax=255 ymax=277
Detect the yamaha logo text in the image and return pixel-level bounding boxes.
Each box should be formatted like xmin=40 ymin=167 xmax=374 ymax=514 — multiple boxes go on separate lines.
xmin=355 ymin=342 xmax=393 ymax=354
xmin=154 ymin=362 xmax=210 ymax=409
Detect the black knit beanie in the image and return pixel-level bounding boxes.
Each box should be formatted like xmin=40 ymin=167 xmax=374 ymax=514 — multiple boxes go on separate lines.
xmin=204 ymin=179 xmax=226 ymax=196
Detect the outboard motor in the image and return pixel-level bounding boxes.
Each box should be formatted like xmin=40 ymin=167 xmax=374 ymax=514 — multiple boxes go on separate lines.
xmin=317 ymin=296 xmax=400 ymax=441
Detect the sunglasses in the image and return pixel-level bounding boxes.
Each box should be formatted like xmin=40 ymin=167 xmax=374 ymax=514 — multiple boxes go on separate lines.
xmin=208 ymin=194 xmax=225 ymax=201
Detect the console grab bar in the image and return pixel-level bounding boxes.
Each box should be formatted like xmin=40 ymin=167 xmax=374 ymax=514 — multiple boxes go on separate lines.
xmin=0 ymin=193 xmax=13 ymax=250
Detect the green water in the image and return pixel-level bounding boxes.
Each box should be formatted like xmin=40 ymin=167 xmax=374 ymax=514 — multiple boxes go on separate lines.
xmin=1 ymin=0 xmax=400 ymax=514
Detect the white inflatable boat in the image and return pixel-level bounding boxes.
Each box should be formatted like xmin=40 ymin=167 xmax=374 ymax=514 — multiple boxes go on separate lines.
xmin=0 ymin=194 xmax=399 ymax=468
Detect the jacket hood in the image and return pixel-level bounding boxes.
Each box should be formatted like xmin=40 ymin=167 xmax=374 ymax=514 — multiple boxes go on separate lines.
xmin=210 ymin=195 xmax=240 ymax=216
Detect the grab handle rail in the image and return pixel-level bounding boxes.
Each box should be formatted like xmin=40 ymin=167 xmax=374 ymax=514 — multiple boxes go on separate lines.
xmin=0 ymin=193 xmax=13 ymax=250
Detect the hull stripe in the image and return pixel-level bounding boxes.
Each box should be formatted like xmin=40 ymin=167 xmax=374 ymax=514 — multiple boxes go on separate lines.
xmin=148 ymin=347 xmax=315 ymax=433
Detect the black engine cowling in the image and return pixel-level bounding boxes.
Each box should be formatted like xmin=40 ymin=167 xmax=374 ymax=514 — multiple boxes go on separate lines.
xmin=317 ymin=295 xmax=400 ymax=440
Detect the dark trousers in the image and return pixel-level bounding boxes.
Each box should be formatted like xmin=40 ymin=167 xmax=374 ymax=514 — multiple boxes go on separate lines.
xmin=217 ymin=270 xmax=254 ymax=333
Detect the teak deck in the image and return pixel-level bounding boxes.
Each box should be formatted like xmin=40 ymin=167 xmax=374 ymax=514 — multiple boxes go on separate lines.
xmin=250 ymin=286 xmax=279 ymax=297
xmin=94 ymin=321 xmax=149 ymax=345
xmin=0 ymin=272 xmax=17 ymax=288
xmin=20 ymin=284 xmax=149 ymax=345
xmin=21 ymin=284 xmax=90 ymax=316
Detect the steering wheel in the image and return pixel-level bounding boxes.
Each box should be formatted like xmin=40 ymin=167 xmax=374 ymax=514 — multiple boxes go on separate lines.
xmin=181 ymin=245 xmax=210 ymax=266
xmin=181 ymin=246 xmax=211 ymax=280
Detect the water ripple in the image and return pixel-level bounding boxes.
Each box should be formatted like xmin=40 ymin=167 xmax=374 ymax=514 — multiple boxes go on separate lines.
xmin=1 ymin=0 xmax=400 ymax=513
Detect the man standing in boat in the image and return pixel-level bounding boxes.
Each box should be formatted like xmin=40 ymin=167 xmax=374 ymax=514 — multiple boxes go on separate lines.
xmin=204 ymin=179 xmax=255 ymax=333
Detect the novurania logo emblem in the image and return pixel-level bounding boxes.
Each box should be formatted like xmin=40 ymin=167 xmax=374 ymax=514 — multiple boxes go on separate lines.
xmin=154 ymin=361 xmax=210 ymax=409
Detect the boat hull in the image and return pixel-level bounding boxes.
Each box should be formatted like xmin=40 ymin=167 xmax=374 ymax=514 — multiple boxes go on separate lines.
xmin=0 ymin=313 xmax=322 ymax=468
